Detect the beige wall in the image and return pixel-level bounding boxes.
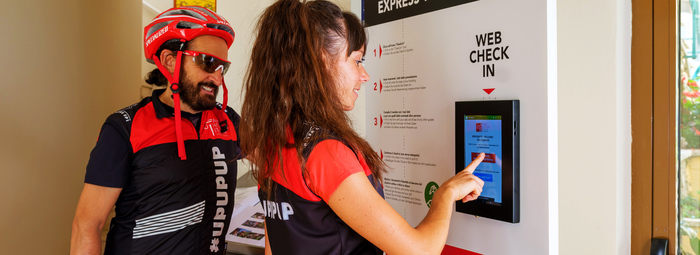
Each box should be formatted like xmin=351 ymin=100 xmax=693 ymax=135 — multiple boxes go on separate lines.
xmin=0 ymin=1 xmax=141 ymax=253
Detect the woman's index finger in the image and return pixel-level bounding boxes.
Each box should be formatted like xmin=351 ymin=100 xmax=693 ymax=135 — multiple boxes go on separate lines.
xmin=462 ymin=152 xmax=485 ymax=174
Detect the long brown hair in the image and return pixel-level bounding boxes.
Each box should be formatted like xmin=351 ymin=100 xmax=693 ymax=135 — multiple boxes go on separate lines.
xmin=241 ymin=0 xmax=387 ymax=194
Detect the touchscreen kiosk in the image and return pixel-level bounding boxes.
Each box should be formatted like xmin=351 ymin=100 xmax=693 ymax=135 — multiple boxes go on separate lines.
xmin=455 ymin=100 xmax=519 ymax=223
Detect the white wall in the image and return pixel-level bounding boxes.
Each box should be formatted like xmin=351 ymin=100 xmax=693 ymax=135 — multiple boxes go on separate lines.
xmin=361 ymin=0 xmax=554 ymax=253
xmin=351 ymin=0 xmax=632 ymax=254
xmin=557 ymin=0 xmax=631 ymax=254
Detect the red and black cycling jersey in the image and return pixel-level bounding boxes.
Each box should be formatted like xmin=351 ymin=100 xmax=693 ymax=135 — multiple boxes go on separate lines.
xmin=85 ymin=89 xmax=242 ymax=255
xmin=259 ymin=123 xmax=384 ymax=255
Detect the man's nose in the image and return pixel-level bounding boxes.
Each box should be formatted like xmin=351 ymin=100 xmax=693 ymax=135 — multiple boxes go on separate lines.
xmin=209 ymin=70 xmax=224 ymax=86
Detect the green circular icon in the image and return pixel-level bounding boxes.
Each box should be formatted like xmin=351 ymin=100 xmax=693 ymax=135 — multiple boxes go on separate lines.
xmin=424 ymin=181 xmax=439 ymax=208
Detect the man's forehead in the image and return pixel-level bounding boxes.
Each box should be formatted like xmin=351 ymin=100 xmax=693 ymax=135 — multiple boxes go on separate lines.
xmin=189 ymin=35 xmax=229 ymax=57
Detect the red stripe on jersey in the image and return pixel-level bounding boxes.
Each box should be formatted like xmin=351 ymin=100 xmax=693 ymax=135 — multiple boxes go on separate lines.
xmin=130 ymin=102 xmax=237 ymax=153
xmin=270 ymin=144 xmax=322 ymax=202
xmin=131 ymin=102 xmax=198 ymax=153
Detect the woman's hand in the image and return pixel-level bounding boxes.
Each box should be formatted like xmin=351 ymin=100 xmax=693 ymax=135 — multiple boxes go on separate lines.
xmin=439 ymin=152 xmax=486 ymax=203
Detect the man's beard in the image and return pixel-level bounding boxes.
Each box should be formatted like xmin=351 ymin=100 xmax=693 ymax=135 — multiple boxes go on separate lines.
xmin=179 ymin=75 xmax=219 ymax=112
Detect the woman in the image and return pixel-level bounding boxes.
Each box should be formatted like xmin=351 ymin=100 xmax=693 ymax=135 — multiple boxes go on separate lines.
xmin=240 ymin=0 xmax=485 ymax=254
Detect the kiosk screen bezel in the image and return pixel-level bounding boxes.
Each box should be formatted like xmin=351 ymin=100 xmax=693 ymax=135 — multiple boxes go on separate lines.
xmin=455 ymin=100 xmax=519 ymax=223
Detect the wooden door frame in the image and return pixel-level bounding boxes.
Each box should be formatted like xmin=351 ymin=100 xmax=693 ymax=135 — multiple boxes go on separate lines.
xmin=631 ymin=0 xmax=678 ymax=253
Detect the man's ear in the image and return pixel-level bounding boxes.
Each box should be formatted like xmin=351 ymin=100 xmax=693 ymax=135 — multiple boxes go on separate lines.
xmin=158 ymin=49 xmax=177 ymax=75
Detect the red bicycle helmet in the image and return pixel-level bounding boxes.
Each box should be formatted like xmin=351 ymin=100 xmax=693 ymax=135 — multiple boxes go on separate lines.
xmin=144 ymin=6 xmax=235 ymax=62
xmin=143 ymin=6 xmax=235 ymax=160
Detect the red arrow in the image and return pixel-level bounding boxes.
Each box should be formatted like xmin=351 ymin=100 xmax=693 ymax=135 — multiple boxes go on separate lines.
xmin=380 ymin=115 xmax=383 ymax=128
xmin=483 ymin=88 xmax=495 ymax=95
xmin=379 ymin=44 xmax=383 ymax=58
xmin=380 ymin=150 xmax=384 ymax=160
xmin=380 ymin=80 xmax=383 ymax=93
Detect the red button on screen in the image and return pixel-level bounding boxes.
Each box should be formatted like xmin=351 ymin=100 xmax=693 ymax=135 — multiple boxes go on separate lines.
xmin=471 ymin=152 xmax=496 ymax=163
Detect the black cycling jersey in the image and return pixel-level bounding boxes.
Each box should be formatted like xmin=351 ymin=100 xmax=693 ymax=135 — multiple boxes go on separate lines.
xmin=260 ymin=124 xmax=384 ymax=255
xmin=85 ymin=89 xmax=242 ymax=254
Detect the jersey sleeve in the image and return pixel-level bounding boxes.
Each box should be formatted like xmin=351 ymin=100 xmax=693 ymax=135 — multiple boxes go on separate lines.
xmin=304 ymin=140 xmax=364 ymax=202
xmin=84 ymin=120 xmax=132 ymax=188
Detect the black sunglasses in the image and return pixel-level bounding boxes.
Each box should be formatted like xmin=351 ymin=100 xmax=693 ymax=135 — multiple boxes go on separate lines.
xmin=182 ymin=50 xmax=231 ymax=75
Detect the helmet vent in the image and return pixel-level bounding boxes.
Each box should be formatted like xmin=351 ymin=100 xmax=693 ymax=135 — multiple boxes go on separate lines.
xmin=158 ymin=9 xmax=206 ymax=21
xmin=207 ymin=24 xmax=235 ymax=38
xmin=146 ymin=21 xmax=173 ymax=39
xmin=177 ymin=21 xmax=204 ymax=29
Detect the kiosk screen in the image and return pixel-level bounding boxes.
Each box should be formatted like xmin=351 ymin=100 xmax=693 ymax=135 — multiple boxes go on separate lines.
xmin=464 ymin=115 xmax=502 ymax=205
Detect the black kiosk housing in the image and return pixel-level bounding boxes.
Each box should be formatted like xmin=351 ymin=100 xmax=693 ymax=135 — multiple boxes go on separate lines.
xmin=455 ymin=100 xmax=520 ymax=223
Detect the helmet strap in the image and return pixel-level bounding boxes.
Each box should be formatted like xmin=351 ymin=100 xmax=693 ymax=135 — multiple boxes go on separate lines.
xmin=222 ymin=77 xmax=228 ymax=110
xmin=152 ymin=49 xmax=188 ymax=161
xmin=215 ymin=77 xmax=229 ymax=133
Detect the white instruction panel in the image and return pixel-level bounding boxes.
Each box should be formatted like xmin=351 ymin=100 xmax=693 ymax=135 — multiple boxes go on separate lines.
xmin=363 ymin=0 xmax=555 ymax=254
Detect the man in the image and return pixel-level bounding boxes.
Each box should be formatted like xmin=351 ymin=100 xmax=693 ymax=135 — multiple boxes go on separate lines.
xmin=70 ymin=6 xmax=242 ymax=254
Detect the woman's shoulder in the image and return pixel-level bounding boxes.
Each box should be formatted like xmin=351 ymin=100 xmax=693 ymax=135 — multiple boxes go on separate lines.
xmin=298 ymin=121 xmax=355 ymax=159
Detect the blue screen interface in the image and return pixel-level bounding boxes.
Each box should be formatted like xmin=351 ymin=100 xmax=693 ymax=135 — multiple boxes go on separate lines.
xmin=464 ymin=115 xmax=502 ymax=205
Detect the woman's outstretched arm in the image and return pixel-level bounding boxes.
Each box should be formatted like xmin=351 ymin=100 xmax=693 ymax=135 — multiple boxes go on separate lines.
xmin=327 ymin=153 xmax=485 ymax=255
